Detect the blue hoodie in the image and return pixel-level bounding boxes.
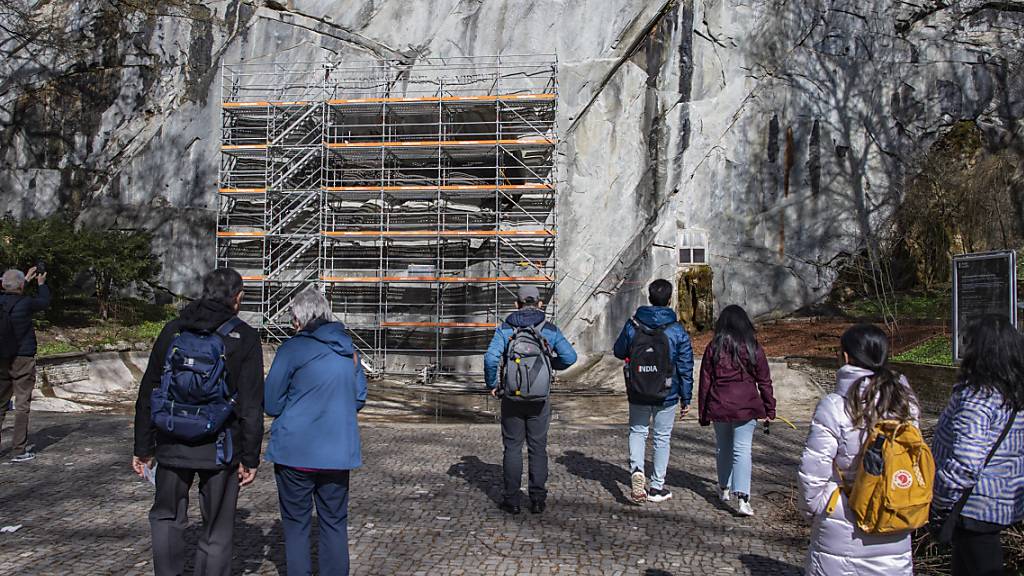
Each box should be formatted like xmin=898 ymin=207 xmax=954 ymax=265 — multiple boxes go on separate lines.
xmin=264 ymin=321 xmax=368 ymax=470
xmin=613 ymin=306 xmax=694 ymax=407
xmin=484 ymin=307 xmax=578 ymax=390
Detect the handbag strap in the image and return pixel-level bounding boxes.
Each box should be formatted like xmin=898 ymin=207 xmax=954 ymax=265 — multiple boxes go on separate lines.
xmin=951 ymin=407 xmax=1018 ymax=514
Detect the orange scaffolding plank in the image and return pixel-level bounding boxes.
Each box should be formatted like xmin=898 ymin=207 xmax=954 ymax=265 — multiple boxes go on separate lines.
xmin=326 ymin=93 xmax=556 ymax=105
xmin=223 ymin=101 xmax=312 ymax=108
xmin=240 ymin=275 xmax=265 ymax=281
xmin=321 ymin=276 xmax=552 ymax=283
xmin=219 ymin=187 xmax=267 ymax=194
xmin=324 ymin=138 xmax=553 ymax=149
xmin=216 ymin=231 xmax=266 ymax=237
xmin=222 ymin=144 xmax=268 ymax=151
xmin=380 ymin=321 xmax=499 ymax=328
xmin=322 ymin=230 xmax=554 ymax=238
xmin=322 ymin=183 xmax=552 ymax=192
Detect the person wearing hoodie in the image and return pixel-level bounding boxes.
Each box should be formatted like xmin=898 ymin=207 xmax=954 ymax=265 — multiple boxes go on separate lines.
xmin=798 ymin=324 xmax=919 ymax=576
xmin=484 ymin=285 xmax=577 ymax=515
xmin=698 ymin=305 xmax=775 ymax=517
xmin=930 ymin=315 xmax=1024 ymax=576
xmin=613 ymin=279 xmax=695 ymax=504
xmin=264 ymin=285 xmax=368 ymax=576
xmin=132 ymin=268 xmax=264 ymax=576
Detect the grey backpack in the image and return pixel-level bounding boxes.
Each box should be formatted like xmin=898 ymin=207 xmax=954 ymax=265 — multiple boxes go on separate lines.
xmin=501 ymin=323 xmax=553 ymax=402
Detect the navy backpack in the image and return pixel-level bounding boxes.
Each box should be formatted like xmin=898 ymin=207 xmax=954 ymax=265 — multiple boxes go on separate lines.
xmin=150 ymin=317 xmax=241 ymax=465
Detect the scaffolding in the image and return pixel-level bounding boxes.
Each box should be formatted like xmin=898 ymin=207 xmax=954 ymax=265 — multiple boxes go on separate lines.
xmin=216 ymin=56 xmax=558 ymax=378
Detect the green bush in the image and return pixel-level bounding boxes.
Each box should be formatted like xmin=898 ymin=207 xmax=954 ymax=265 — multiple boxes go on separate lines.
xmin=893 ymin=336 xmax=954 ymax=366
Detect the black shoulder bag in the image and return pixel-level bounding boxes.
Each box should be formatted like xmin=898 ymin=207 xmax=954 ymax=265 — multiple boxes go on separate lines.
xmin=936 ymin=408 xmax=1018 ymax=544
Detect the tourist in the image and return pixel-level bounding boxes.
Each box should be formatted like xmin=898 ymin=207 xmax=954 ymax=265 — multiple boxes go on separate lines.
xmin=484 ymin=285 xmax=577 ymax=515
xmin=0 ymin=266 xmax=50 ymax=463
xmin=798 ymin=324 xmax=918 ymax=575
xmin=264 ymin=286 xmax=367 ymax=576
xmin=613 ymin=279 xmax=694 ymax=504
xmin=931 ymin=314 xmax=1024 ymax=576
xmin=132 ymin=268 xmax=264 ymax=576
xmin=697 ymin=304 xmax=775 ymax=516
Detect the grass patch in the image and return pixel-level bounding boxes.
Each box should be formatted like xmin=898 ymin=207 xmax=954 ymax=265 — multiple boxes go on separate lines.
xmin=893 ymin=335 xmax=954 ymax=366
xmin=842 ymin=290 xmax=950 ymax=320
xmin=37 ymin=341 xmax=81 ymax=357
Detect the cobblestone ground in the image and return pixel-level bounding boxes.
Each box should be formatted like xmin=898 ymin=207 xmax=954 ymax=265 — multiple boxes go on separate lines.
xmin=1 ymin=412 xmax=810 ymax=575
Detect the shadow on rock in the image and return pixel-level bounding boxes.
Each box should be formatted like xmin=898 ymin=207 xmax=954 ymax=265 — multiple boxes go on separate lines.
xmin=664 ymin=466 xmax=739 ymax=515
xmin=233 ymin=508 xmax=287 ymax=575
xmin=739 ymin=553 xmax=803 ymax=575
xmin=556 ymin=450 xmax=633 ymax=506
xmin=446 ymin=455 xmax=503 ymax=505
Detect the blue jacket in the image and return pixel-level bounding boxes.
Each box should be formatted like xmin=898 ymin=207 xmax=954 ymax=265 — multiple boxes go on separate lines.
xmin=264 ymin=321 xmax=368 ymax=470
xmin=484 ymin=308 xmax=577 ymax=389
xmin=613 ymin=306 xmax=694 ymax=407
xmin=1 ymin=285 xmax=51 ymax=357
xmin=932 ymin=384 xmax=1024 ymax=526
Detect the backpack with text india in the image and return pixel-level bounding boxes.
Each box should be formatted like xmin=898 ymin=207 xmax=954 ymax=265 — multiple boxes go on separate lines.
xmin=826 ymin=419 xmax=935 ymax=533
xmin=150 ymin=318 xmax=242 ymax=465
xmin=624 ymin=318 xmax=673 ymax=404
xmin=501 ymin=323 xmax=554 ymax=402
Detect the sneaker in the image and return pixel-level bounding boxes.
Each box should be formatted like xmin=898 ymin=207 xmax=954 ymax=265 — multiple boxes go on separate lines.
xmin=11 ymin=451 xmax=35 ymax=463
xmin=630 ymin=470 xmax=648 ymax=504
xmin=647 ymin=487 xmax=673 ymax=503
xmin=719 ymin=488 xmax=731 ymax=502
xmin=737 ymin=498 xmax=754 ymax=517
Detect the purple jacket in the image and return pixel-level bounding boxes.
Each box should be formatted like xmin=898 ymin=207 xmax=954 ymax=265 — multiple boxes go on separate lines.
xmin=698 ymin=342 xmax=775 ymax=425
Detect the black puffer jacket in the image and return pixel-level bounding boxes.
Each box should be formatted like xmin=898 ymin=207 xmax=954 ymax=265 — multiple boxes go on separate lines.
xmin=133 ymin=299 xmax=264 ymax=470
xmin=0 ymin=285 xmax=51 ymax=357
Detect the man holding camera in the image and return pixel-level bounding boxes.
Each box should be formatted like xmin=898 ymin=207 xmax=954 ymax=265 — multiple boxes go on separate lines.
xmin=0 ymin=265 xmax=50 ymax=462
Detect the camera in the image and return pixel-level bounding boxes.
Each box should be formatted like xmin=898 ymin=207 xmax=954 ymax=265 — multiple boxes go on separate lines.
xmin=35 ymin=260 xmax=45 ymax=274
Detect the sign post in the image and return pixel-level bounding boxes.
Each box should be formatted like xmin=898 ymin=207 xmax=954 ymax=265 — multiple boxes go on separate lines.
xmin=952 ymin=251 xmax=1018 ymax=362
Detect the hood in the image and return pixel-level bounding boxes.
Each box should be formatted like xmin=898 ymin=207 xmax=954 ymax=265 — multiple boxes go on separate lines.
xmin=505 ymin=307 xmax=546 ymax=328
xmin=179 ymin=299 xmax=237 ymax=332
xmin=836 ymin=365 xmax=875 ymax=397
xmin=635 ymin=306 xmax=678 ymax=328
xmin=299 ymin=321 xmax=356 ymax=356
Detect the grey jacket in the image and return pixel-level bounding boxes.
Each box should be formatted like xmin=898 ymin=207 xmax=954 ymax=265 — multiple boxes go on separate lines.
xmin=797 ymin=365 xmax=917 ymax=576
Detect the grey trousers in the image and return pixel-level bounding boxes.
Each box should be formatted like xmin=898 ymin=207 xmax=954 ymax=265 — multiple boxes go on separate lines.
xmin=150 ymin=464 xmax=240 ymax=576
xmin=0 ymin=356 xmax=36 ymax=454
xmin=500 ymin=398 xmax=551 ymax=505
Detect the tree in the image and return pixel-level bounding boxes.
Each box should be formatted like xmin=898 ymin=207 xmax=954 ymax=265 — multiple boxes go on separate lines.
xmin=78 ymin=228 xmax=162 ymax=319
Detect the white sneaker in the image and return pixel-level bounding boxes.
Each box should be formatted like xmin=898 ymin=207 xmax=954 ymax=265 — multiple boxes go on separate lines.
xmin=647 ymin=487 xmax=673 ymax=503
xmin=719 ymin=488 xmax=731 ymax=502
xmin=630 ymin=470 xmax=647 ymax=504
xmin=738 ymin=499 xmax=754 ymax=516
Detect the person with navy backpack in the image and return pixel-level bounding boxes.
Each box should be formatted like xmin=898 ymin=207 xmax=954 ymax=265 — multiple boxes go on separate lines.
xmin=132 ymin=268 xmax=264 ymax=576
xmin=485 ymin=285 xmax=577 ymax=515
xmin=613 ymin=279 xmax=694 ymax=504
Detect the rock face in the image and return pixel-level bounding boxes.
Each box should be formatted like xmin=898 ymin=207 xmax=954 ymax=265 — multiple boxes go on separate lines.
xmin=2 ymin=0 xmax=1023 ymax=354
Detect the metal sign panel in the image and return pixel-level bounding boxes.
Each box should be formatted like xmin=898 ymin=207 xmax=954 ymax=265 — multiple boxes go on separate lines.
xmin=952 ymin=250 xmax=1018 ymax=362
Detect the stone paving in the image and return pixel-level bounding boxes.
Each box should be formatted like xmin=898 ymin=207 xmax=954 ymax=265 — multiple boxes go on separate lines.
xmin=0 ymin=412 xmax=810 ymax=575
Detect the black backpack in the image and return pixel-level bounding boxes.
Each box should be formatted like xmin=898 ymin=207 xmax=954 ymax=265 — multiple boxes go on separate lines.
xmin=624 ymin=318 xmax=673 ymax=403
xmin=500 ymin=323 xmax=554 ymax=402
xmin=0 ymin=296 xmax=23 ymax=359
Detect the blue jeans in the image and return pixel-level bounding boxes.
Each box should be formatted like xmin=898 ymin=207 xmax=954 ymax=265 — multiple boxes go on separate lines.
xmin=628 ymin=402 xmax=676 ymax=490
xmin=713 ymin=420 xmax=757 ymax=497
xmin=275 ymin=465 xmax=351 ymax=576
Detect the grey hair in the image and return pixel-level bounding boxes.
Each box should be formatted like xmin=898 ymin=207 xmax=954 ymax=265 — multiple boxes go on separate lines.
xmin=2 ymin=269 xmax=25 ymax=292
xmin=290 ymin=285 xmax=333 ymax=329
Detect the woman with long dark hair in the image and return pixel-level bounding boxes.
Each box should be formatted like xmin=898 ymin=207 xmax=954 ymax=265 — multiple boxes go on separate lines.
xmin=798 ymin=324 xmax=919 ymax=575
xmin=698 ymin=305 xmax=775 ymax=516
xmin=931 ymin=315 xmax=1024 ymax=576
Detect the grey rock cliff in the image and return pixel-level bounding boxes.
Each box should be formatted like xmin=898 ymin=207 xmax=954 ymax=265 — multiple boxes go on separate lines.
xmin=2 ymin=0 xmax=1022 ymax=353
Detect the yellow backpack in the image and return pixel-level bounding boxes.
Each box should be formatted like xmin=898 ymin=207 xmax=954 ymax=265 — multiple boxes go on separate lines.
xmin=826 ymin=419 xmax=935 ymax=534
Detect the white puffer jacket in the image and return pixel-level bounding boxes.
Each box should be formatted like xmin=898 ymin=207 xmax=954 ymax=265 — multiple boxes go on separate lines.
xmin=797 ymin=365 xmax=918 ymax=576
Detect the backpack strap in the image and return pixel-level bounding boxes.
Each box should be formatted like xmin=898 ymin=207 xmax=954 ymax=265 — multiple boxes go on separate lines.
xmin=216 ymin=317 xmax=243 ymax=339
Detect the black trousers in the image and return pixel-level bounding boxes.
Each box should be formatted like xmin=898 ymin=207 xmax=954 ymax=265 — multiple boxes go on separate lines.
xmin=500 ymin=398 xmax=550 ymax=506
xmin=150 ymin=464 xmax=240 ymax=576
xmin=952 ymin=523 xmax=1005 ymax=576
